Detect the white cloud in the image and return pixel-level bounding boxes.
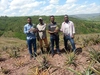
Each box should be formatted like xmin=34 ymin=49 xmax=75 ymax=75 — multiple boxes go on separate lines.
xmin=0 ymin=0 xmax=100 ymax=16
xmin=43 ymin=4 xmax=55 ymax=11
xmin=0 ymin=0 xmax=9 ymax=10
xmin=55 ymin=4 xmax=76 ymax=15
xmin=55 ymin=2 xmax=100 ymax=15
xmin=50 ymin=0 xmax=59 ymax=4
xmin=1 ymin=0 xmax=46 ymax=16
xmin=72 ymin=3 xmax=100 ymax=14
xmin=66 ymin=0 xmax=78 ymax=3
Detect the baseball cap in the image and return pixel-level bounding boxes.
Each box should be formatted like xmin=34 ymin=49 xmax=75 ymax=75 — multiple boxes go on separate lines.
xmin=39 ymin=17 xmax=43 ymax=20
xmin=64 ymin=15 xmax=68 ymax=18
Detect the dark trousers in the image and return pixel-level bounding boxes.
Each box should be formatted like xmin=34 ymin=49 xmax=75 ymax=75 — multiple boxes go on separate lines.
xmin=64 ymin=35 xmax=76 ymax=51
xmin=27 ymin=39 xmax=37 ymax=55
xmin=50 ymin=36 xmax=60 ymax=54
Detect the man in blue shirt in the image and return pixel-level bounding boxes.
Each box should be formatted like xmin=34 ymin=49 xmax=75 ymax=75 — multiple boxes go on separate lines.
xmin=24 ymin=17 xmax=37 ymax=59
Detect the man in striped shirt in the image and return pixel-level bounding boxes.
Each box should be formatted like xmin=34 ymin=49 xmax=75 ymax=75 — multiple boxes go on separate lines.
xmin=48 ymin=15 xmax=60 ymax=57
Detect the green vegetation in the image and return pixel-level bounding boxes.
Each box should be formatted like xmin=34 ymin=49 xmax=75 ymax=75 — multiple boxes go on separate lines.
xmin=0 ymin=16 xmax=100 ymax=40
xmin=88 ymin=47 xmax=100 ymax=63
xmin=74 ymin=33 xmax=100 ymax=47
xmin=28 ymin=54 xmax=51 ymax=75
xmin=6 ymin=46 xmax=20 ymax=58
xmin=71 ymin=13 xmax=100 ymax=21
xmin=65 ymin=52 xmax=76 ymax=66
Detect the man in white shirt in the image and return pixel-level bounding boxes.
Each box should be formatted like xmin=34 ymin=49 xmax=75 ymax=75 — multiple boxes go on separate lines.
xmin=60 ymin=15 xmax=76 ymax=52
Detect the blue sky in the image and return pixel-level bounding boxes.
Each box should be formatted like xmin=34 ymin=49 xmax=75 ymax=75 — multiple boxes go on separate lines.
xmin=0 ymin=0 xmax=100 ymax=16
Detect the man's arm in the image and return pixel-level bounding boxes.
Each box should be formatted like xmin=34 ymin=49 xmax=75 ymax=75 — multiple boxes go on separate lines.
xmin=71 ymin=22 xmax=75 ymax=38
xmin=24 ymin=26 xmax=30 ymax=34
xmin=32 ymin=25 xmax=38 ymax=33
xmin=72 ymin=23 xmax=75 ymax=34
xmin=38 ymin=24 xmax=46 ymax=32
xmin=60 ymin=23 xmax=64 ymax=32
xmin=54 ymin=26 xmax=59 ymax=33
xmin=48 ymin=31 xmax=54 ymax=34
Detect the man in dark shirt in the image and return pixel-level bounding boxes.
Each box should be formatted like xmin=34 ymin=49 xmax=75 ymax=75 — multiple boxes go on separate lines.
xmin=48 ymin=15 xmax=60 ymax=57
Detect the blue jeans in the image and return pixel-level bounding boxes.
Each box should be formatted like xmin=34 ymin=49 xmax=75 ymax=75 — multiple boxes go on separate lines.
xmin=27 ymin=39 xmax=37 ymax=55
xmin=50 ymin=36 xmax=60 ymax=54
xmin=64 ymin=35 xmax=76 ymax=51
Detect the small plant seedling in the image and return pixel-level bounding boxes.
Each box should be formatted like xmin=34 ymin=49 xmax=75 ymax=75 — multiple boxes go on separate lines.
xmin=65 ymin=52 xmax=77 ymax=66
xmin=88 ymin=47 xmax=100 ymax=63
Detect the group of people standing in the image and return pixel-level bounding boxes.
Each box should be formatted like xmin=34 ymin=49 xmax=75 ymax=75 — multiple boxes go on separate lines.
xmin=24 ymin=15 xmax=76 ymax=59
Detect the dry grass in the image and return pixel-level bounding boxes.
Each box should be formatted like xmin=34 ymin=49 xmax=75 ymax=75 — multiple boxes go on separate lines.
xmin=13 ymin=60 xmax=25 ymax=68
xmin=0 ymin=37 xmax=26 ymax=50
xmin=74 ymin=33 xmax=100 ymax=47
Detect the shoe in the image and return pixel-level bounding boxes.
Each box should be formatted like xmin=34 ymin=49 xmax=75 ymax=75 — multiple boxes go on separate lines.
xmin=41 ymin=47 xmax=44 ymax=54
xmin=33 ymin=53 xmax=37 ymax=60
xmin=51 ymin=53 xmax=54 ymax=57
xmin=33 ymin=54 xmax=37 ymax=60
xmin=46 ymin=47 xmax=50 ymax=52
xmin=57 ymin=51 xmax=61 ymax=55
xmin=73 ymin=48 xmax=76 ymax=53
xmin=41 ymin=50 xmax=45 ymax=54
xmin=30 ymin=55 xmax=33 ymax=60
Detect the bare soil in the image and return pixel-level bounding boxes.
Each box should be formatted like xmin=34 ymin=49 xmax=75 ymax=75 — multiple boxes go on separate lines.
xmin=0 ymin=37 xmax=100 ymax=75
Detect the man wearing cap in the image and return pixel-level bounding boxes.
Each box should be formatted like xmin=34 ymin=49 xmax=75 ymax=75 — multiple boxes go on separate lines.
xmin=60 ymin=15 xmax=76 ymax=52
xmin=24 ymin=17 xmax=37 ymax=59
xmin=48 ymin=15 xmax=60 ymax=57
xmin=37 ymin=17 xmax=49 ymax=53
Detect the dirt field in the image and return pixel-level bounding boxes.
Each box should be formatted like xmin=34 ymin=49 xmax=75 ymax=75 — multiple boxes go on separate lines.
xmin=0 ymin=37 xmax=100 ymax=75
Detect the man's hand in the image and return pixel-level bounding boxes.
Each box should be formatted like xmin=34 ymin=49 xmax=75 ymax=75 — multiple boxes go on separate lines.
xmin=71 ymin=34 xmax=75 ymax=39
xmin=54 ymin=30 xmax=59 ymax=33
xmin=29 ymin=28 xmax=37 ymax=33
xmin=48 ymin=31 xmax=54 ymax=34
xmin=28 ymin=29 xmax=31 ymax=32
xmin=38 ymin=30 xmax=45 ymax=32
xmin=33 ymin=29 xmax=38 ymax=32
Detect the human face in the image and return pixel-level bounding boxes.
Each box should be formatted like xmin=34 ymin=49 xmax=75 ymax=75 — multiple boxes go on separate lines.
xmin=64 ymin=16 xmax=69 ymax=22
xmin=27 ymin=18 xmax=31 ymax=24
xmin=50 ymin=17 xmax=55 ymax=23
xmin=39 ymin=19 xmax=43 ymax=24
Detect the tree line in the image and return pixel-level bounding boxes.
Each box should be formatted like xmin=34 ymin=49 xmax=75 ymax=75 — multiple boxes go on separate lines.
xmin=0 ymin=16 xmax=100 ymax=40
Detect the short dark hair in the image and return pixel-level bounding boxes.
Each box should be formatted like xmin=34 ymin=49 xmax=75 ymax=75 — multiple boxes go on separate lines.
xmin=50 ymin=15 xmax=54 ymax=18
xmin=64 ymin=15 xmax=68 ymax=18
xmin=27 ymin=17 xmax=31 ymax=20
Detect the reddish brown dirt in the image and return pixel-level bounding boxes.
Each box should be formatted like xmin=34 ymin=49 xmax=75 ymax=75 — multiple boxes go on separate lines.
xmin=0 ymin=44 xmax=100 ymax=75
